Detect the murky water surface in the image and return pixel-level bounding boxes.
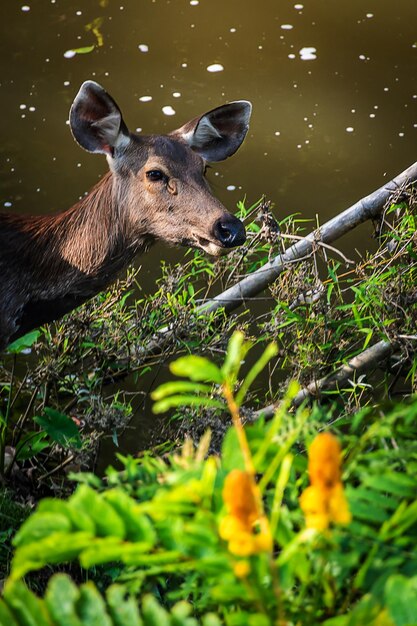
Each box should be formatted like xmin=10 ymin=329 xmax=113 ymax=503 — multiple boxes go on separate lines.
xmin=1 ymin=0 xmax=416 ymax=455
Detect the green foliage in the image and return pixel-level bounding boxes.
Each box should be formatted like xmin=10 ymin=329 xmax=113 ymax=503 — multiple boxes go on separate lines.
xmin=5 ymin=340 xmax=417 ymax=623
xmin=0 ymin=191 xmax=417 ymax=623
xmin=0 ymin=575 xmax=221 ymax=626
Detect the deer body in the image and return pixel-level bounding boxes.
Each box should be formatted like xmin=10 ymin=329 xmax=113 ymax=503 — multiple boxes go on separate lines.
xmin=0 ymin=82 xmax=251 ymax=350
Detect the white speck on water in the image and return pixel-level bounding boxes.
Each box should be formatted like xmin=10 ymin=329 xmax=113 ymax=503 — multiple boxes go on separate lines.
xmin=45 ymin=58 xmax=50 ymax=62
xmin=308 ymin=123 xmax=313 ymax=128
xmin=359 ymin=54 xmax=366 ymax=60
xmin=346 ymin=127 xmax=354 ymax=133
xmin=139 ymin=95 xmax=152 ymax=102
xmin=64 ymin=50 xmax=76 ymax=59
xmin=366 ymin=13 xmax=374 ymax=18
xmin=281 ymin=24 xmax=293 ymax=30
xmin=76 ymin=10 xmax=82 ymax=15
xmin=135 ymin=127 xmax=142 ymax=132
xmin=370 ymin=113 xmax=376 ymax=118
xmin=305 ymin=139 xmax=310 ymax=144
xmin=21 ymin=114 xmax=26 ymax=118
xmin=226 ymin=185 xmax=236 ymax=191
xmin=294 ymin=4 xmax=303 ymax=9
xmin=4 ymin=202 xmax=12 ymax=208
xmin=288 ymin=54 xmax=296 ymax=59
xmin=173 ymin=92 xmax=181 ymax=98
xmin=274 ymin=131 xmax=281 ymax=136
xmin=29 ymin=106 xmax=35 ymax=112
xmin=374 ymin=105 xmax=379 ymax=109
xmin=293 ymin=83 xmax=298 ymax=88
xmin=64 ymin=80 xmax=70 ymax=86
xmin=77 ymin=163 xmax=82 ymax=167
xmin=181 ymin=62 xmax=188 ymax=68
xmin=207 ymin=63 xmax=224 ymax=72
xmin=138 ymin=44 xmax=149 ymax=52
xmin=162 ymin=105 xmax=176 ymax=116
xmin=300 ymin=46 xmax=317 ymax=60
xmin=230 ymin=27 xmax=236 ymax=33
xmin=414 ymin=123 xmax=417 ymax=127
xmin=19 ymin=104 xmax=26 ymax=110
xmin=297 ymin=144 xmax=302 ymax=149
xmin=21 ymin=5 xmax=30 ymax=11
xmin=399 ymin=132 xmax=405 ymax=137
xmin=258 ymin=45 xmax=263 ymax=50
xmin=190 ymin=0 xmax=199 ymax=4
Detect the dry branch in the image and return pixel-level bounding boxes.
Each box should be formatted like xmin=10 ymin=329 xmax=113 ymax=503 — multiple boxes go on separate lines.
xmin=252 ymin=339 xmax=399 ymax=420
xmin=135 ymin=161 xmax=417 ymax=361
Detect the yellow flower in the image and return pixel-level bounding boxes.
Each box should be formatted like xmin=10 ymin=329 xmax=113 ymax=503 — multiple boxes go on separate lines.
xmin=219 ymin=470 xmax=272 ymax=556
xmin=222 ymin=469 xmax=259 ymax=524
xmin=308 ymin=432 xmax=341 ymax=488
xmin=300 ymin=433 xmax=351 ymax=531
xmin=233 ymin=560 xmax=251 ymax=578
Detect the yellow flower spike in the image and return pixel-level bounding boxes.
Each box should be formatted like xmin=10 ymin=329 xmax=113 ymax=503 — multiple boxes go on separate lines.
xmin=300 ymin=433 xmax=351 ymax=531
xmin=220 ymin=469 xmax=273 ymax=556
xmin=222 ymin=469 xmax=260 ymax=524
xmin=308 ymin=432 xmax=342 ymax=488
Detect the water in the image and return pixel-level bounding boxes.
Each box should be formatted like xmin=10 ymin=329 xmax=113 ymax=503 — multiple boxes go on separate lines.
xmin=1 ymin=0 xmax=416 ymax=456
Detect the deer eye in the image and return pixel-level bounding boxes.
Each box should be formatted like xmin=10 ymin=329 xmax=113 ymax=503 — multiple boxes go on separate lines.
xmin=146 ymin=169 xmax=165 ymax=182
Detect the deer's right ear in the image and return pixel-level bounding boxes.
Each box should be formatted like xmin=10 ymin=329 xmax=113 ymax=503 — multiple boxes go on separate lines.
xmin=70 ymin=81 xmax=130 ymax=155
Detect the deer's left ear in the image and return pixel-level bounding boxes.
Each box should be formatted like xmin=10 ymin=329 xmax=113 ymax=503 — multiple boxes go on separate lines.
xmin=171 ymin=101 xmax=252 ymax=162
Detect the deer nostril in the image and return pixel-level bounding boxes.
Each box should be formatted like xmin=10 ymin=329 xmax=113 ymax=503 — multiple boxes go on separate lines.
xmin=213 ymin=215 xmax=246 ymax=248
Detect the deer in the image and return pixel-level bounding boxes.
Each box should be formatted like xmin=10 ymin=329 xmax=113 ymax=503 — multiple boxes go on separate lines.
xmin=0 ymin=81 xmax=252 ymax=351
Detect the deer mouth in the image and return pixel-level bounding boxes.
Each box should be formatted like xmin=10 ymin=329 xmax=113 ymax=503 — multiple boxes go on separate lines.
xmin=194 ymin=236 xmax=229 ymax=257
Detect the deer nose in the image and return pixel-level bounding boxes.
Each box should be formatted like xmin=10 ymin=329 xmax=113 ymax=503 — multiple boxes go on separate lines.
xmin=213 ymin=214 xmax=246 ymax=248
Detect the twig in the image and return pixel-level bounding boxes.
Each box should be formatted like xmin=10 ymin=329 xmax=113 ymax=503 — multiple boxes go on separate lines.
xmin=252 ymin=339 xmax=399 ymax=420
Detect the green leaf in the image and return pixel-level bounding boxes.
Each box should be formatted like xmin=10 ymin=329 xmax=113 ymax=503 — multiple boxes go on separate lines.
xmin=34 ymin=408 xmax=82 ymax=449
xmin=45 ymin=574 xmax=83 ymax=626
xmin=141 ymin=595 xmax=170 ymax=626
xmin=15 ymin=432 xmax=50 ymax=461
xmin=70 ymin=485 xmax=126 ymax=538
xmin=221 ymin=331 xmax=252 ymax=384
xmin=77 ymin=583 xmax=112 ymax=626
xmin=106 ymin=585 xmax=143 ymax=626
xmin=0 ymin=601 xmax=19 ymax=626
xmin=221 ymin=427 xmax=245 ymax=472
xmin=153 ymin=395 xmax=224 ymax=414
xmin=11 ymin=532 xmax=93 ymax=580
xmin=70 ymin=45 xmax=96 ymax=54
xmin=6 ymin=330 xmax=40 ymax=354
xmin=170 ymin=355 xmax=223 ymax=383
xmin=363 ymin=474 xmax=417 ymax=498
xmin=104 ymin=490 xmax=156 ymax=544
xmin=235 ymin=341 xmax=278 ymax=406
xmin=3 ymin=581 xmax=50 ymax=626
xmin=151 ymin=381 xmax=212 ymax=401
xmin=13 ymin=513 xmax=72 ymax=547
xmin=385 ymin=575 xmax=417 ymax=625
